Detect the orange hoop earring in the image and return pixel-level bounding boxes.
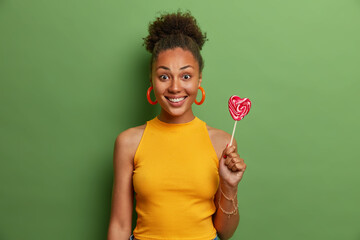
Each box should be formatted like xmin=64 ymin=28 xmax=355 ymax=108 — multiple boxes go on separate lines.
xmin=147 ymin=86 xmax=157 ymax=105
xmin=194 ymin=86 xmax=205 ymax=105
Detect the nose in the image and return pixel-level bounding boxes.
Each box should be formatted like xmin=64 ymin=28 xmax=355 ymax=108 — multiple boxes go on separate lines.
xmin=168 ymin=78 xmax=181 ymax=93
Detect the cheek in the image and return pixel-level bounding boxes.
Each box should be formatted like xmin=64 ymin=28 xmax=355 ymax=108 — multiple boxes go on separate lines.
xmin=187 ymin=84 xmax=200 ymax=96
xmin=152 ymin=83 xmax=163 ymax=95
xmin=153 ymin=88 xmax=163 ymax=99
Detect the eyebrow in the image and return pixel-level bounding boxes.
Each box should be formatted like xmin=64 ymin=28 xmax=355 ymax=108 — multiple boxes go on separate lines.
xmin=156 ymin=65 xmax=194 ymax=70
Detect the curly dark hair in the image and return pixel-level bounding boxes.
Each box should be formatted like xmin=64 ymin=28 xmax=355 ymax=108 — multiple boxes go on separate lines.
xmin=143 ymin=10 xmax=208 ymax=72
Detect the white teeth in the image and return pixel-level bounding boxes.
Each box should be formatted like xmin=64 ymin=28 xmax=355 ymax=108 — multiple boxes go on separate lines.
xmin=168 ymin=97 xmax=185 ymax=103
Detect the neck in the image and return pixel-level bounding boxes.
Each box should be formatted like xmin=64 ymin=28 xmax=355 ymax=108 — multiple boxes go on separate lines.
xmin=158 ymin=109 xmax=195 ymax=124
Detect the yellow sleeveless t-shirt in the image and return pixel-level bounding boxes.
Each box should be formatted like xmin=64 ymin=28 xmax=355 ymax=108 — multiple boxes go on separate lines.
xmin=132 ymin=116 xmax=220 ymax=240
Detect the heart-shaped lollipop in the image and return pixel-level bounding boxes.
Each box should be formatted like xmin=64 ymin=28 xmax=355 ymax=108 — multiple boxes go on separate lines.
xmin=228 ymin=95 xmax=252 ymax=146
xmin=228 ymin=95 xmax=251 ymax=121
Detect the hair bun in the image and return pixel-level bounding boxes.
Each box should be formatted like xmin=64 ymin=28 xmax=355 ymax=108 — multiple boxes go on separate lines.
xmin=143 ymin=10 xmax=208 ymax=53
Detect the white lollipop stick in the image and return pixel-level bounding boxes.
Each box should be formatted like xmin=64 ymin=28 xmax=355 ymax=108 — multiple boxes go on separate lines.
xmin=229 ymin=120 xmax=237 ymax=147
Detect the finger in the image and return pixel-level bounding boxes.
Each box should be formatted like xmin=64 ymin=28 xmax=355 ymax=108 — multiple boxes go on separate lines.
xmin=226 ymin=155 xmax=240 ymax=165
xmin=227 ymin=159 xmax=236 ymax=169
xmin=224 ymin=146 xmax=236 ymax=159
xmin=226 ymin=155 xmax=241 ymax=165
xmin=229 ymin=164 xmax=238 ymax=172
xmin=234 ymin=157 xmax=245 ymax=165
xmin=222 ymin=144 xmax=229 ymax=159
xmin=225 ymin=156 xmax=232 ymax=166
xmin=234 ymin=163 xmax=247 ymax=172
xmin=228 ymin=157 xmax=242 ymax=170
xmin=231 ymin=165 xmax=237 ymax=171
xmin=226 ymin=146 xmax=236 ymax=155
xmin=228 ymin=152 xmax=239 ymax=159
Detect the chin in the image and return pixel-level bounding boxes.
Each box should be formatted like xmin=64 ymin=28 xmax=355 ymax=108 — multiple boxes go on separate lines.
xmin=165 ymin=109 xmax=187 ymax=117
xmin=161 ymin=105 xmax=189 ymax=117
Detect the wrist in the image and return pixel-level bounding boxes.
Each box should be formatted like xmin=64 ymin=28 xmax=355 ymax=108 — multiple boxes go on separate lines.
xmin=219 ymin=180 xmax=238 ymax=197
xmin=218 ymin=180 xmax=239 ymax=218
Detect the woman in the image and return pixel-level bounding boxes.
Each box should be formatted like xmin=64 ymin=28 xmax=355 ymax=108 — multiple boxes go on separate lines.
xmin=107 ymin=11 xmax=247 ymax=240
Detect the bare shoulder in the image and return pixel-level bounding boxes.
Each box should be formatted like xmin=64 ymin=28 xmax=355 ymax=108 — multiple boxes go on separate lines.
xmin=114 ymin=124 xmax=146 ymax=165
xmin=116 ymin=124 xmax=146 ymax=144
xmin=206 ymin=125 xmax=232 ymax=158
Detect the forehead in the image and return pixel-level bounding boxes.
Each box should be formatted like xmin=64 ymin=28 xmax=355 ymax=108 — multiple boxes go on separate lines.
xmin=154 ymin=48 xmax=199 ymax=70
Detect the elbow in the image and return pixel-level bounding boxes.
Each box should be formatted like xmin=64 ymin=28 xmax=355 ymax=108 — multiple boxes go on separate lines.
xmin=107 ymin=220 xmax=132 ymax=240
xmin=217 ymin=232 xmax=235 ymax=240
xmin=213 ymin=214 xmax=240 ymax=240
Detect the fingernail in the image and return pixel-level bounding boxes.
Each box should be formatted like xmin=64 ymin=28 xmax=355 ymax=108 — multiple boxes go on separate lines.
xmin=223 ymin=144 xmax=229 ymax=158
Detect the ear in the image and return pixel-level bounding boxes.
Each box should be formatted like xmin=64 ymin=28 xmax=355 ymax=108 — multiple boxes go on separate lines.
xmin=198 ymin=72 xmax=202 ymax=87
xmin=149 ymin=72 xmax=153 ymax=86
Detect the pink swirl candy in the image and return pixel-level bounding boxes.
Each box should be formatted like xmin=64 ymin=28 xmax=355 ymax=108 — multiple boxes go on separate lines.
xmin=228 ymin=95 xmax=251 ymax=121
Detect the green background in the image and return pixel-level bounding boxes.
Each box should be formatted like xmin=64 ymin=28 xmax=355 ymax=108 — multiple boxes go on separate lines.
xmin=1 ymin=0 xmax=359 ymax=239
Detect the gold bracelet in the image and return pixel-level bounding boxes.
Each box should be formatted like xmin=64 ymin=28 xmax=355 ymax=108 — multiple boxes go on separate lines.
xmin=218 ymin=197 xmax=238 ymax=218
xmin=218 ymin=186 xmax=239 ymax=218
xmin=219 ymin=185 xmax=237 ymax=201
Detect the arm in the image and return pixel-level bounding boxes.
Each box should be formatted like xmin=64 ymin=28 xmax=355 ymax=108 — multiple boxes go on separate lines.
xmin=213 ymin=138 xmax=247 ymax=240
xmin=107 ymin=129 xmax=138 ymax=240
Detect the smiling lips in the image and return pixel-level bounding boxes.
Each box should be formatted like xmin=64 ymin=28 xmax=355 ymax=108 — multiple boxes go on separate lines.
xmin=165 ymin=96 xmax=188 ymax=105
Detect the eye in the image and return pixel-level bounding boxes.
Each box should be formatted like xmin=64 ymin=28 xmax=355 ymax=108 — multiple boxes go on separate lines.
xmin=159 ymin=74 xmax=169 ymax=80
xmin=183 ymin=74 xmax=191 ymax=80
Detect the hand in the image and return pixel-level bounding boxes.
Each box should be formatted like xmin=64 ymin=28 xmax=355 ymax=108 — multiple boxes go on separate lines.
xmin=218 ymin=143 xmax=247 ymax=190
